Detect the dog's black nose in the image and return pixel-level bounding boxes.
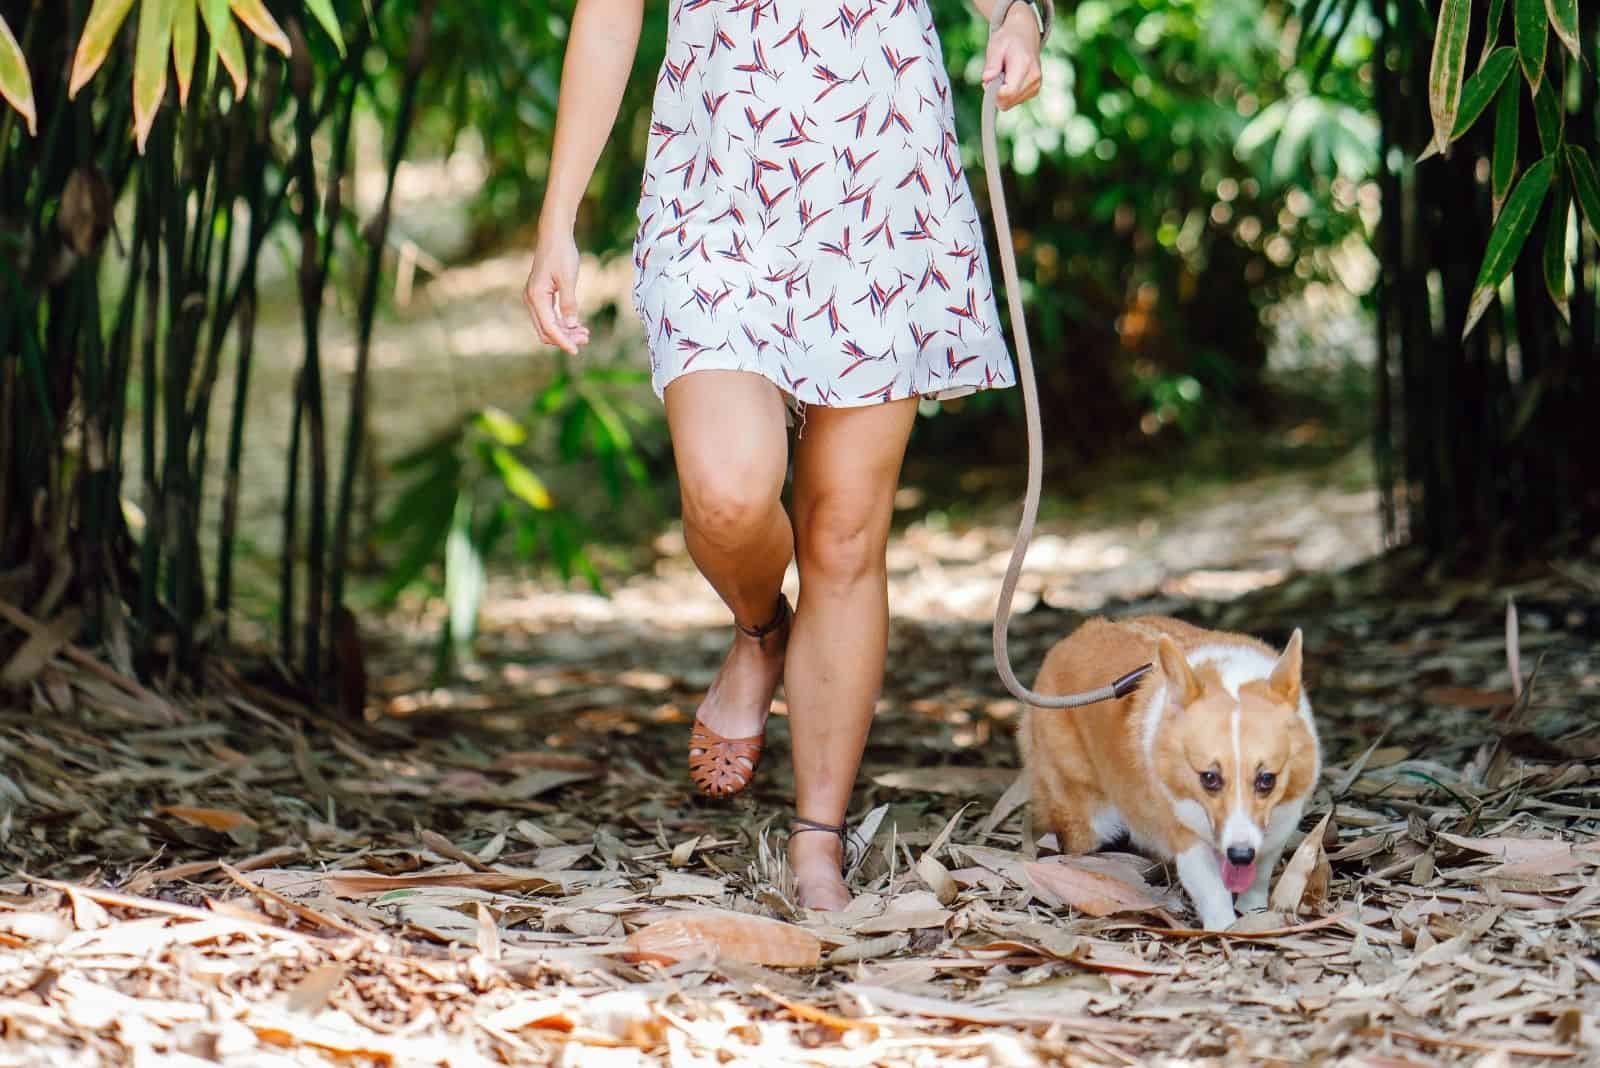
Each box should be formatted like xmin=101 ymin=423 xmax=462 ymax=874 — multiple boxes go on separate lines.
xmin=1226 ymin=846 xmax=1256 ymax=866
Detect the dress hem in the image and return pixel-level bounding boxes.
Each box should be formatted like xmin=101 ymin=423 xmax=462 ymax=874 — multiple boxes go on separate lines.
xmin=650 ymin=365 xmax=1016 ymax=419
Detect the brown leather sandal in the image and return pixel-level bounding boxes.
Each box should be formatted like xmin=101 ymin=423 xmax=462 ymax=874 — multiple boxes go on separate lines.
xmin=688 ymin=594 xmax=791 ymax=798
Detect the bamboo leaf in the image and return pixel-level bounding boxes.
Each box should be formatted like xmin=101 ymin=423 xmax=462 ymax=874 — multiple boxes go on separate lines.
xmin=1532 ymin=74 xmax=1562 ymax=154
xmin=133 ymin=0 xmax=179 ymax=153
xmin=1427 ymin=0 xmax=1473 ymax=154
xmin=0 ymin=14 xmax=35 ymax=135
xmin=1451 ymin=47 xmax=1517 ymax=139
xmin=1544 ymin=0 xmax=1578 ymax=59
xmin=1542 ymin=179 xmax=1570 ymax=321
xmin=198 ymin=0 xmax=247 ymax=95
xmin=1491 ymin=76 xmax=1520 ymax=217
xmin=490 ymin=448 xmax=554 ymax=511
xmin=305 ymin=0 xmax=345 ymax=55
xmin=1565 ymin=145 xmax=1600 ymax=241
xmin=69 ymin=0 xmax=137 ymax=97
xmin=1464 ymin=155 xmax=1556 ymax=337
xmin=1481 ymin=0 xmax=1508 ymax=67
xmin=444 ymin=496 xmax=486 ymax=655
xmin=1514 ymin=0 xmax=1547 ymax=93
xmin=475 ymin=407 xmax=527 ymax=447
xmin=172 ymin=0 xmax=197 ymax=107
xmin=228 ymin=0 xmax=290 ymax=55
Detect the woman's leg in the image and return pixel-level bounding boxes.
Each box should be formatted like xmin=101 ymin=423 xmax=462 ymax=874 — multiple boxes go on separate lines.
xmin=664 ymin=371 xmax=795 ymax=771
xmin=785 ymin=397 xmax=919 ymax=909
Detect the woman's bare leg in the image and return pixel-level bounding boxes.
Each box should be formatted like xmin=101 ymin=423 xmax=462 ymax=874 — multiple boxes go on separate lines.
xmin=664 ymin=371 xmax=794 ymax=770
xmin=785 ymin=397 xmax=918 ymax=909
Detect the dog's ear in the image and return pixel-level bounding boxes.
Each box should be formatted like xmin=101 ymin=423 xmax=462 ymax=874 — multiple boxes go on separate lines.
xmin=1268 ymin=628 xmax=1303 ymax=705
xmin=1157 ymin=636 xmax=1201 ymax=707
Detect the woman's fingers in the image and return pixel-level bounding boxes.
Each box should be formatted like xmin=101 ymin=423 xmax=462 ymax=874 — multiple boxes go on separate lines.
xmin=528 ymin=272 xmax=579 ymax=355
xmin=997 ymin=42 xmax=1041 ymax=109
xmin=983 ymin=37 xmax=1042 ymax=110
xmin=523 ymin=251 xmax=589 ymax=355
xmin=556 ymin=271 xmax=582 ymax=334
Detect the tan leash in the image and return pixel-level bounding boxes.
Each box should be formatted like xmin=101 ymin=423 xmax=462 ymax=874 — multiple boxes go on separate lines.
xmin=981 ymin=0 xmax=1152 ymax=708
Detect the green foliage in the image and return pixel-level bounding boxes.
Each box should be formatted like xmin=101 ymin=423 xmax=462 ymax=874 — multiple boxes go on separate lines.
xmin=0 ymin=15 xmax=33 ymax=134
xmin=378 ymin=363 xmax=659 ymax=671
xmin=1381 ymin=0 xmax=1586 ymax=337
xmin=1296 ymin=0 xmax=1600 ymax=551
xmin=969 ymin=0 xmax=1374 ymax=439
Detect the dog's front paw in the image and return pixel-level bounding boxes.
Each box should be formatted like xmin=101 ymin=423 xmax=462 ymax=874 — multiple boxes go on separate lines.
xmin=1237 ymin=888 xmax=1269 ymax=913
xmin=1197 ymin=903 xmax=1236 ymax=931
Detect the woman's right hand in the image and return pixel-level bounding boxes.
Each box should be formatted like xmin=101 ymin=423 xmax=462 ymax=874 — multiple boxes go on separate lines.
xmin=523 ymin=227 xmax=591 ymax=355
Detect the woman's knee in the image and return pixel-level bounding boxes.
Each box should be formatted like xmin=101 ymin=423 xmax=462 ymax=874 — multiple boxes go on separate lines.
xmin=796 ymin=494 xmax=887 ymax=583
xmin=679 ymin=460 xmax=783 ymax=548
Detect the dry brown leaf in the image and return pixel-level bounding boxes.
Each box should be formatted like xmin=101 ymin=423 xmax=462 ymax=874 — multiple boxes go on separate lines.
xmin=284 ymin=964 xmax=345 ymax=1015
xmin=322 ymin=869 xmax=559 ymax=897
xmin=1421 ymin=685 xmax=1515 ymax=709
xmin=154 ymin=805 xmax=258 ymax=833
xmin=1271 ymin=812 xmax=1332 ymax=913
xmin=1 ymin=608 xmax=81 ymax=685
xmin=622 ymin=909 xmax=821 ymax=967
xmin=1022 ymin=858 xmax=1164 ymax=917
xmin=871 ymin=767 xmax=1016 ymax=796
xmin=481 ymin=998 xmax=578 ymax=1032
xmin=1437 ymin=832 xmax=1600 ymax=867
xmin=853 ymin=908 xmax=952 ymax=934
xmin=916 ymin=852 xmax=958 ymax=906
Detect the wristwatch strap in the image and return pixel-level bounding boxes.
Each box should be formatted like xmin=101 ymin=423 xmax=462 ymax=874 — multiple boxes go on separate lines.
xmin=1017 ymin=0 xmax=1053 ymax=41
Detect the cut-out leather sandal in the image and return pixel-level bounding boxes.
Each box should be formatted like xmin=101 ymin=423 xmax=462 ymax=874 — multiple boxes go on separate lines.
xmin=688 ymin=594 xmax=791 ymax=798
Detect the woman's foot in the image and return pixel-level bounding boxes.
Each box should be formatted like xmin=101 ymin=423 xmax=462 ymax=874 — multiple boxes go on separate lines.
xmin=788 ymin=820 xmax=851 ymax=911
xmin=688 ymin=595 xmax=791 ymax=797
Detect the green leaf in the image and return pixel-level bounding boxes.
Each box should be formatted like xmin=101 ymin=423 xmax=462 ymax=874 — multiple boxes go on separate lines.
xmin=1492 ymin=76 xmax=1520 ymax=216
xmin=1427 ymin=0 xmax=1473 ymax=154
xmin=1464 ymin=154 xmax=1556 ymax=337
xmin=1565 ymin=145 xmax=1600 ymax=241
xmin=305 ymin=0 xmax=345 ymax=55
xmin=489 ymin=447 xmax=554 ymax=511
xmin=1544 ymin=0 xmax=1578 ymax=59
xmin=1532 ymin=74 xmax=1561 ymax=153
xmin=1542 ymin=179 xmax=1570 ymax=321
xmin=228 ymin=0 xmax=290 ymax=55
xmin=444 ymin=496 xmax=485 ymax=658
xmin=0 ymin=14 xmax=35 ymax=135
xmin=172 ymin=0 xmax=197 ymax=106
xmin=1481 ymin=0 xmax=1508 ymax=67
xmin=69 ymin=0 xmax=136 ymax=97
xmin=475 ymin=406 xmax=527 ymax=447
xmin=198 ymin=0 xmax=247 ymax=95
xmin=1451 ymin=47 xmax=1517 ymax=140
xmin=133 ymin=0 xmax=179 ymax=153
xmin=1514 ymin=0 xmax=1548 ymax=93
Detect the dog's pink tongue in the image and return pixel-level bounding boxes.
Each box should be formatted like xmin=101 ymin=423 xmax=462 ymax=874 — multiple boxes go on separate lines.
xmin=1222 ymin=860 xmax=1257 ymax=894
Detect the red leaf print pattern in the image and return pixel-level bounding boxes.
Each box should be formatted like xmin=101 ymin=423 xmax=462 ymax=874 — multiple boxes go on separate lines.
xmin=633 ymin=0 xmax=1014 ymax=409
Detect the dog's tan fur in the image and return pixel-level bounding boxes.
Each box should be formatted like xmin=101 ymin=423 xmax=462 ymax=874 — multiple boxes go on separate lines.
xmin=1020 ymin=616 xmax=1320 ymax=929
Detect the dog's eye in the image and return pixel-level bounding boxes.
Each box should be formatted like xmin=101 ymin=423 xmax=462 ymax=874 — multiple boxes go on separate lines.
xmin=1255 ymin=771 xmax=1277 ymax=794
xmin=1198 ymin=769 xmax=1223 ymax=793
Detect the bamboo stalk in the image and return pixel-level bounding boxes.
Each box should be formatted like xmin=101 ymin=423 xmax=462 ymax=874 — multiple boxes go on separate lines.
xmin=330 ymin=0 xmax=438 ymax=638
xmin=137 ymin=161 xmax=163 ymax=639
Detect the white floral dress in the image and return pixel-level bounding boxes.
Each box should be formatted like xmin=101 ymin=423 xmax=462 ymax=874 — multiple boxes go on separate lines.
xmin=631 ymin=0 xmax=1016 ymax=411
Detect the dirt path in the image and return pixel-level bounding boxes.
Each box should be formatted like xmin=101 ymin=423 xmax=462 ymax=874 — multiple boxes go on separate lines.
xmin=4 ymin=448 xmax=1597 ymax=1064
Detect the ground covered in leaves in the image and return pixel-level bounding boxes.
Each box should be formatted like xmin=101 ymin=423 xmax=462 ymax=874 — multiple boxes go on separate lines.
xmin=3 ymin=460 xmax=1599 ymax=1066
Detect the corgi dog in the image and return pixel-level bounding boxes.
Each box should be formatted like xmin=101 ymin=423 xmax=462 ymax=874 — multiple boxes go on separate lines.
xmin=1019 ymin=616 xmax=1320 ymax=930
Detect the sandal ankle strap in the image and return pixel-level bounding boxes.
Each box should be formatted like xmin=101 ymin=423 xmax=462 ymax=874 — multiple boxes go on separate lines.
xmin=735 ymin=593 xmax=791 ymax=641
xmin=789 ymin=816 xmax=845 ymax=838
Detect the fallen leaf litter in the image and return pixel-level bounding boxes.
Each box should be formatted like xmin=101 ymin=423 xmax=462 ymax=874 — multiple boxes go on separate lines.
xmin=2 ymin=507 xmax=1597 ymax=1065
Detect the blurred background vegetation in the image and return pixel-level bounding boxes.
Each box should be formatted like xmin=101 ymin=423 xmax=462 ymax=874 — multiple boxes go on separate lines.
xmin=0 ymin=0 xmax=1595 ymax=701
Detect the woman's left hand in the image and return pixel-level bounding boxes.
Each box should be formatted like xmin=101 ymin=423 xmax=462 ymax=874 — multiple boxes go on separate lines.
xmin=981 ymin=5 xmax=1043 ymax=110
